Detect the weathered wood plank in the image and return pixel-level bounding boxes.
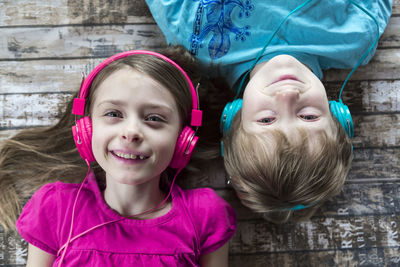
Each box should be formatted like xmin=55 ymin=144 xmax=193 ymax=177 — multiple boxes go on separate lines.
xmin=0 ymin=228 xmax=26 ymax=266
xmin=348 ymin=148 xmax=400 ymax=180
xmin=326 ymin=80 xmax=400 ymax=113
xmin=0 ymin=93 xmax=72 ymax=129
xmin=394 ymin=0 xmax=400 ymax=16
xmin=353 ymin=114 xmax=400 ymax=147
xmin=0 ymin=59 xmax=99 ymax=94
xmin=2 ymin=231 xmax=400 ymax=267
xmin=382 ymin=16 xmax=400 ymax=48
xmin=229 ymin=247 xmax=400 ymax=267
xmin=0 ymin=0 xmax=154 ymax=26
xmin=1 ymin=49 xmax=398 ymax=96
xmin=230 ymin=215 xmax=400 ymax=253
xmin=0 ymin=18 xmax=397 ymax=59
xmin=323 ymin=48 xmax=400 ymax=82
xmin=0 ymin=25 xmax=166 ymax=59
xmin=230 ymin=215 xmax=400 ymax=254
xmin=1 ymin=0 xmax=398 ymax=27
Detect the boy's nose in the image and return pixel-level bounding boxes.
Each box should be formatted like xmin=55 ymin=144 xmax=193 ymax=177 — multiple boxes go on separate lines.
xmin=275 ymin=89 xmax=300 ymax=104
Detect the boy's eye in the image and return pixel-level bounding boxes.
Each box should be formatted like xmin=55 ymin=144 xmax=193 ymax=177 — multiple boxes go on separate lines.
xmin=258 ymin=117 xmax=276 ymax=124
xmin=105 ymin=111 xmax=122 ymax=118
xmin=300 ymin=114 xmax=319 ymax=121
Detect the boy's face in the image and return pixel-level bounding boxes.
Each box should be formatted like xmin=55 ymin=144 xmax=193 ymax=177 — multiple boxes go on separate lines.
xmin=242 ymin=55 xmax=333 ymax=140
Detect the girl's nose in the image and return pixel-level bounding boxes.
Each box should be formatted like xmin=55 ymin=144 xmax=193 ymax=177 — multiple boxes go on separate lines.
xmin=122 ymin=122 xmax=143 ymax=143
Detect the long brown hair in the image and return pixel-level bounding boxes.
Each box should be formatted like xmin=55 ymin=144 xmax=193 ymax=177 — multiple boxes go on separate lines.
xmin=0 ymin=46 xmax=211 ymax=232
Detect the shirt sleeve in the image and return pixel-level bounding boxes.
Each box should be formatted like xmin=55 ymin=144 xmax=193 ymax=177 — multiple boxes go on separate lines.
xmin=192 ymin=188 xmax=237 ymax=255
xmin=16 ymin=183 xmax=60 ymax=255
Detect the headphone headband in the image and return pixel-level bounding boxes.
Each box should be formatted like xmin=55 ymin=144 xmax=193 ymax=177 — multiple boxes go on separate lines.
xmin=72 ymin=50 xmax=202 ymax=127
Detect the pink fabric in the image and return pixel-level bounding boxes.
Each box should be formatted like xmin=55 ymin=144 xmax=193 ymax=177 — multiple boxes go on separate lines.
xmin=16 ymin=173 xmax=236 ymax=267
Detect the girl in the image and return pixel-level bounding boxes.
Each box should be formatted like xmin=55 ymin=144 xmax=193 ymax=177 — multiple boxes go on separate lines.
xmin=12 ymin=48 xmax=236 ymax=266
xmin=145 ymin=0 xmax=392 ymax=223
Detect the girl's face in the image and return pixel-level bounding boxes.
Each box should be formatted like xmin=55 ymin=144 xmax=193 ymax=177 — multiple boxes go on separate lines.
xmin=242 ymin=55 xmax=333 ymax=140
xmin=90 ymin=68 xmax=181 ymax=185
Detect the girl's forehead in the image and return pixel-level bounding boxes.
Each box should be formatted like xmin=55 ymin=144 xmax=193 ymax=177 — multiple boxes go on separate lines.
xmin=91 ymin=68 xmax=178 ymax=109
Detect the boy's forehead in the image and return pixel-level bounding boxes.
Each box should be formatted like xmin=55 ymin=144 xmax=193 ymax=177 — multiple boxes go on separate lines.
xmin=247 ymin=122 xmax=335 ymax=148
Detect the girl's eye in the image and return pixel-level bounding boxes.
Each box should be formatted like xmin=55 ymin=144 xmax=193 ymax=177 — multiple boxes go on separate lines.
xmin=300 ymin=114 xmax=319 ymax=121
xmin=258 ymin=117 xmax=276 ymax=124
xmin=145 ymin=115 xmax=165 ymax=122
xmin=105 ymin=111 xmax=122 ymax=118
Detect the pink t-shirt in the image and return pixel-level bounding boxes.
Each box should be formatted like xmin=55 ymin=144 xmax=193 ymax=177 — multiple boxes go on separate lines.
xmin=16 ymin=173 xmax=237 ymax=266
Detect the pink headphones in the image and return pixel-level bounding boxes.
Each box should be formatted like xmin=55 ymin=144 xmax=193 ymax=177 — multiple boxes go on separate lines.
xmin=72 ymin=50 xmax=203 ymax=169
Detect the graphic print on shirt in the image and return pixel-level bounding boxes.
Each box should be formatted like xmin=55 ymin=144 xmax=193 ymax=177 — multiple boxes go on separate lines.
xmin=189 ymin=0 xmax=254 ymax=59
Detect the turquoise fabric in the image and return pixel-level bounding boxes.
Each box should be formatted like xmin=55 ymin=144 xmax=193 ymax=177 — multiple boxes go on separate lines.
xmin=146 ymin=0 xmax=392 ymax=89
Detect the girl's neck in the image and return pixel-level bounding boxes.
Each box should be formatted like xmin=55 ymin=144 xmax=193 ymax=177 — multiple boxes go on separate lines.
xmin=103 ymin=175 xmax=171 ymax=219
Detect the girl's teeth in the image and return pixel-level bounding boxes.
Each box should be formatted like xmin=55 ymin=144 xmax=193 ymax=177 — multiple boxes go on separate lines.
xmin=115 ymin=152 xmax=145 ymax=160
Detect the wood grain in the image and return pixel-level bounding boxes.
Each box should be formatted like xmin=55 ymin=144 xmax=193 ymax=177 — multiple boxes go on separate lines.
xmin=0 ymin=0 xmax=154 ymax=26
xmin=1 ymin=48 xmax=399 ymax=96
xmin=0 ymin=22 xmax=396 ymax=59
xmin=326 ymin=80 xmax=400 ymax=113
xmin=0 ymin=25 xmax=166 ymax=59
xmin=229 ymin=248 xmax=400 ymax=267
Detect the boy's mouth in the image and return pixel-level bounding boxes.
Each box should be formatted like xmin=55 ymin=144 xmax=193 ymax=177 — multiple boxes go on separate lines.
xmin=271 ymin=75 xmax=301 ymax=85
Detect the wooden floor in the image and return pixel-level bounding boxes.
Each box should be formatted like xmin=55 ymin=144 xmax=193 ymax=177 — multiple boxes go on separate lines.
xmin=1 ymin=1 xmax=399 ymax=266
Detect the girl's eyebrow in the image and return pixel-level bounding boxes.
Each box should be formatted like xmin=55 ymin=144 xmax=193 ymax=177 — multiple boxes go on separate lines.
xmin=97 ymin=99 xmax=174 ymax=113
xmin=97 ymin=100 xmax=125 ymax=107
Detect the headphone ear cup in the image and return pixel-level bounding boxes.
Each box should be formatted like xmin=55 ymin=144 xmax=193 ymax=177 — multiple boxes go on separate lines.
xmin=72 ymin=117 xmax=96 ymax=163
xmin=329 ymin=100 xmax=354 ymax=138
xmin=220 ymin=99 xmax=243 ymax=135
xmin=169 ymin=126 xmax=198 ymax=169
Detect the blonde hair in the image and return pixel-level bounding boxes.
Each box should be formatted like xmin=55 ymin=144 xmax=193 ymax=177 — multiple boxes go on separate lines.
xmin=223 ymin=112 xmax=353 ymax=224
xmin=0 ymin=46 xmax=199 ymax=232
